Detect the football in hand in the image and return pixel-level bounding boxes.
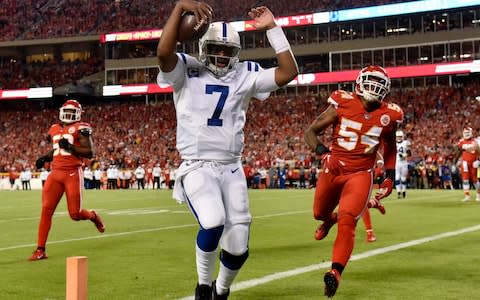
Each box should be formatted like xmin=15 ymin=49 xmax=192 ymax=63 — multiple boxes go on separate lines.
xmin=177 ymin=12 xmax=210 ymax=42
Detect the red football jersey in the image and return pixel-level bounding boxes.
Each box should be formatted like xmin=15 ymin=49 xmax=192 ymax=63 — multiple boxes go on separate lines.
xmin=48 ymin=122 xmax=92 ymax=170
xmin=328 ymin=90 xmax=404 ymax=173
xmin=458 ymin=138 xmax=478 ymax=163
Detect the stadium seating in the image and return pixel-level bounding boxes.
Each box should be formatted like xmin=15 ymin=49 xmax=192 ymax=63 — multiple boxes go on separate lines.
xmin=1 ymin=82 xmax=480 ymax=181
xmin=0 ymin=0 xmax=406 ymax=41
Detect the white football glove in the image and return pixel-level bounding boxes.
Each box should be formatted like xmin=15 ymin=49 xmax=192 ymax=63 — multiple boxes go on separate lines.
xmin=473 ymin=160 xmax=480 ymax=168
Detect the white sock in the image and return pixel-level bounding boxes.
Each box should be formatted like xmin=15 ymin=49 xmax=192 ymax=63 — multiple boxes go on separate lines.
xmin=196 ymin=245 xmax=217 ymax=285
xmin=215 ymin=263 xmax=239 ymax=294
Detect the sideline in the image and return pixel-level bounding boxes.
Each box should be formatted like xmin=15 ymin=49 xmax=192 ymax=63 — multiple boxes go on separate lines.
xmin=178 ymin=224 xmax=480 ymax=300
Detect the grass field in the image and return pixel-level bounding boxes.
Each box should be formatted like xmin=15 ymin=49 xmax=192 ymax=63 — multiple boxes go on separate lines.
xmin=1 ymin=188 xmax=479 ymax=300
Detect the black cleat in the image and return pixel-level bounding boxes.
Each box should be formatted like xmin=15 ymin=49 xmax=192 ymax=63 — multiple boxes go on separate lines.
xmin=324 ymin=269 xmax=340 ymax=298
xmin=212 ymin=281 xmax=230 ymax=300
xmin=195 ymin=283 xmax=212 ymax=300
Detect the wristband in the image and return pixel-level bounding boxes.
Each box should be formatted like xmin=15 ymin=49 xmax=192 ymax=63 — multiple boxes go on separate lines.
xmin=266 ymin=26 xmax=291 ymax=54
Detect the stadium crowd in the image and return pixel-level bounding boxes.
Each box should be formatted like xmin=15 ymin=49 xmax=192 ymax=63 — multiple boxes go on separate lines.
xmin=0 ymin=56 xmax=102 ymax=89
xmin=1 ymin=82 xmax=480 ymax=189
xmin=0 ymin=0 xmax=407 ymax=41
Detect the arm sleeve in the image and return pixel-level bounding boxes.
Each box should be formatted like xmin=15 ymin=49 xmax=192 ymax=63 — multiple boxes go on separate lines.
xmin=156 ymin=53 xmax=186 ymax=91
xmin=253 ymin=67 xmax=279 ymax=100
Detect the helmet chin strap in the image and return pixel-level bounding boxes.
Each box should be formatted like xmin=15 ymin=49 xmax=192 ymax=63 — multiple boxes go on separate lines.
xmin=206 ymin=55 xmax=236 ymax=77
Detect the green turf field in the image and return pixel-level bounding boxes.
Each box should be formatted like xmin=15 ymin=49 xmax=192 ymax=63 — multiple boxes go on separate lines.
xmin=0 ymin=188 xmax=479 ymax=299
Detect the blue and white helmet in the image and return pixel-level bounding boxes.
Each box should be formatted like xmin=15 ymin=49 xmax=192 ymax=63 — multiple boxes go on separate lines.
xmin=199 ymin=22 xmax=241 ymax=77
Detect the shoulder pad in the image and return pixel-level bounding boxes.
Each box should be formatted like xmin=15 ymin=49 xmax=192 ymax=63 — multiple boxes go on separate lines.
xmin=178 ymin=52 xmax=188 ymax=65
xmin=385 ymin=102 xmax=404 ymax=122
xmin=245 ymin=61 xmax=260 ymax=72
xmin=331 ymin=90 xmax=355 ymax=101
xmin=78 ymin=122 xmax=91 ymax=127
xmin=328 ymin=90 xmax=355 ymax=107
xmin=49 ymin=124 xmax=61 ymax=131
xmin=178 ymin=52 xmax=201 ymax=67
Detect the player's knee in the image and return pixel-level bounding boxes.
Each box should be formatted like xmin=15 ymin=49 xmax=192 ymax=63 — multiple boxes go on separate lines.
xmin=199 ymin=214 xmax=225 ymax=229
xmin=196 ymin=226 xmax=224 ymax=252
xmin=220 ymin=249 xmax=249 ymax=270
xmin=69 ymin=212 xmax=81 ymax=221
xmin=337 ymin=212 xmax=356 ymax=226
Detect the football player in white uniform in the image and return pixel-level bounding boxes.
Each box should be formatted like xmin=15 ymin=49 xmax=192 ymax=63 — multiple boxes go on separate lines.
xmin=395 ymin=130 xmax=411 ymax=198
xmin=157 ymin=1 xmax=298 ymax=299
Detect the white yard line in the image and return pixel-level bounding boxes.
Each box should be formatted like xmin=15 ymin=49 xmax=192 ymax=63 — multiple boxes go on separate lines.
xmin=178 ymin=224 xmax=480 ymax=300
xmin=0 ymin=210 xmax=309 ymax=252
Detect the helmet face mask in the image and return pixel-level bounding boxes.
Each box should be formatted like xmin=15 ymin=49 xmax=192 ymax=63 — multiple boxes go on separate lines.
xmin=199 ymin=22 xmax=241 ymax=77
xmin=59 ymin=99 xmax=82 ymax=124
xmin=463 ymin=127 xmax=473 ymax=139
xmin=355 ymin=66 xmax=391 ymax=102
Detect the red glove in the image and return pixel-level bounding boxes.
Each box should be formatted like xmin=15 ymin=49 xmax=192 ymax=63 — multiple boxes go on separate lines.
xmin=322 ymin=154 xmax=344 ymax=176
xmin=374 ymin=178 xmax=393 ymax=201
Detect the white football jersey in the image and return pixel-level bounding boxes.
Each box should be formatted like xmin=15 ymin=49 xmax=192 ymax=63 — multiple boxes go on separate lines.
xmin=157 ymin=53 xmax=278 ymax=162
xmin=396 ymin=139 xmax=411 ymax=162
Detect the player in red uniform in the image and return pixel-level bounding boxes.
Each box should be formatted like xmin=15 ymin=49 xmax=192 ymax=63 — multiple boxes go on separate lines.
xmin=457 ymin=127 xmax=480 ymax=201
xmin=29 ymin=99 xmax=105 ymax=261
xmin=304 ymin=66 xmax=403 ymax=297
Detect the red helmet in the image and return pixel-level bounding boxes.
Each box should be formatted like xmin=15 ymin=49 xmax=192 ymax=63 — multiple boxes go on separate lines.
xmin=355 ymin=65 xmax=391 ymax=102
xmin=463 ymin=127 xmax=473 ymax=139
xmin=59 ymin=99 xmax=82 ymax=124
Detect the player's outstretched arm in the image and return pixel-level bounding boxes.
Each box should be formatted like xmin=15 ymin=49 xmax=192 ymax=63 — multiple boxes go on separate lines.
xmin=157 ymin=0 xmax=212 ymax=72
xmin=248 ymin=6 xmax=298 ymax=87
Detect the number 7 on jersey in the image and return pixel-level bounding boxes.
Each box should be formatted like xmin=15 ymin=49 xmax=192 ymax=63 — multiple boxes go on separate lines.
xmin=206 ymin=84 xmax=229 ymax=127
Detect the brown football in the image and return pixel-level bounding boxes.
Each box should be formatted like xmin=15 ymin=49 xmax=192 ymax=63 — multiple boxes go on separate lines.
xmin=177 ymin=12 xmax=210 ymax=42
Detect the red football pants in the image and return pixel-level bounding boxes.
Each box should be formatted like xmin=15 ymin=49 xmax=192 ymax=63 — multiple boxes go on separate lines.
xmin=313 ymin=170 xmax=373 ymax=267
xmin=36 ymin=168 xmax=94 ymax=248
